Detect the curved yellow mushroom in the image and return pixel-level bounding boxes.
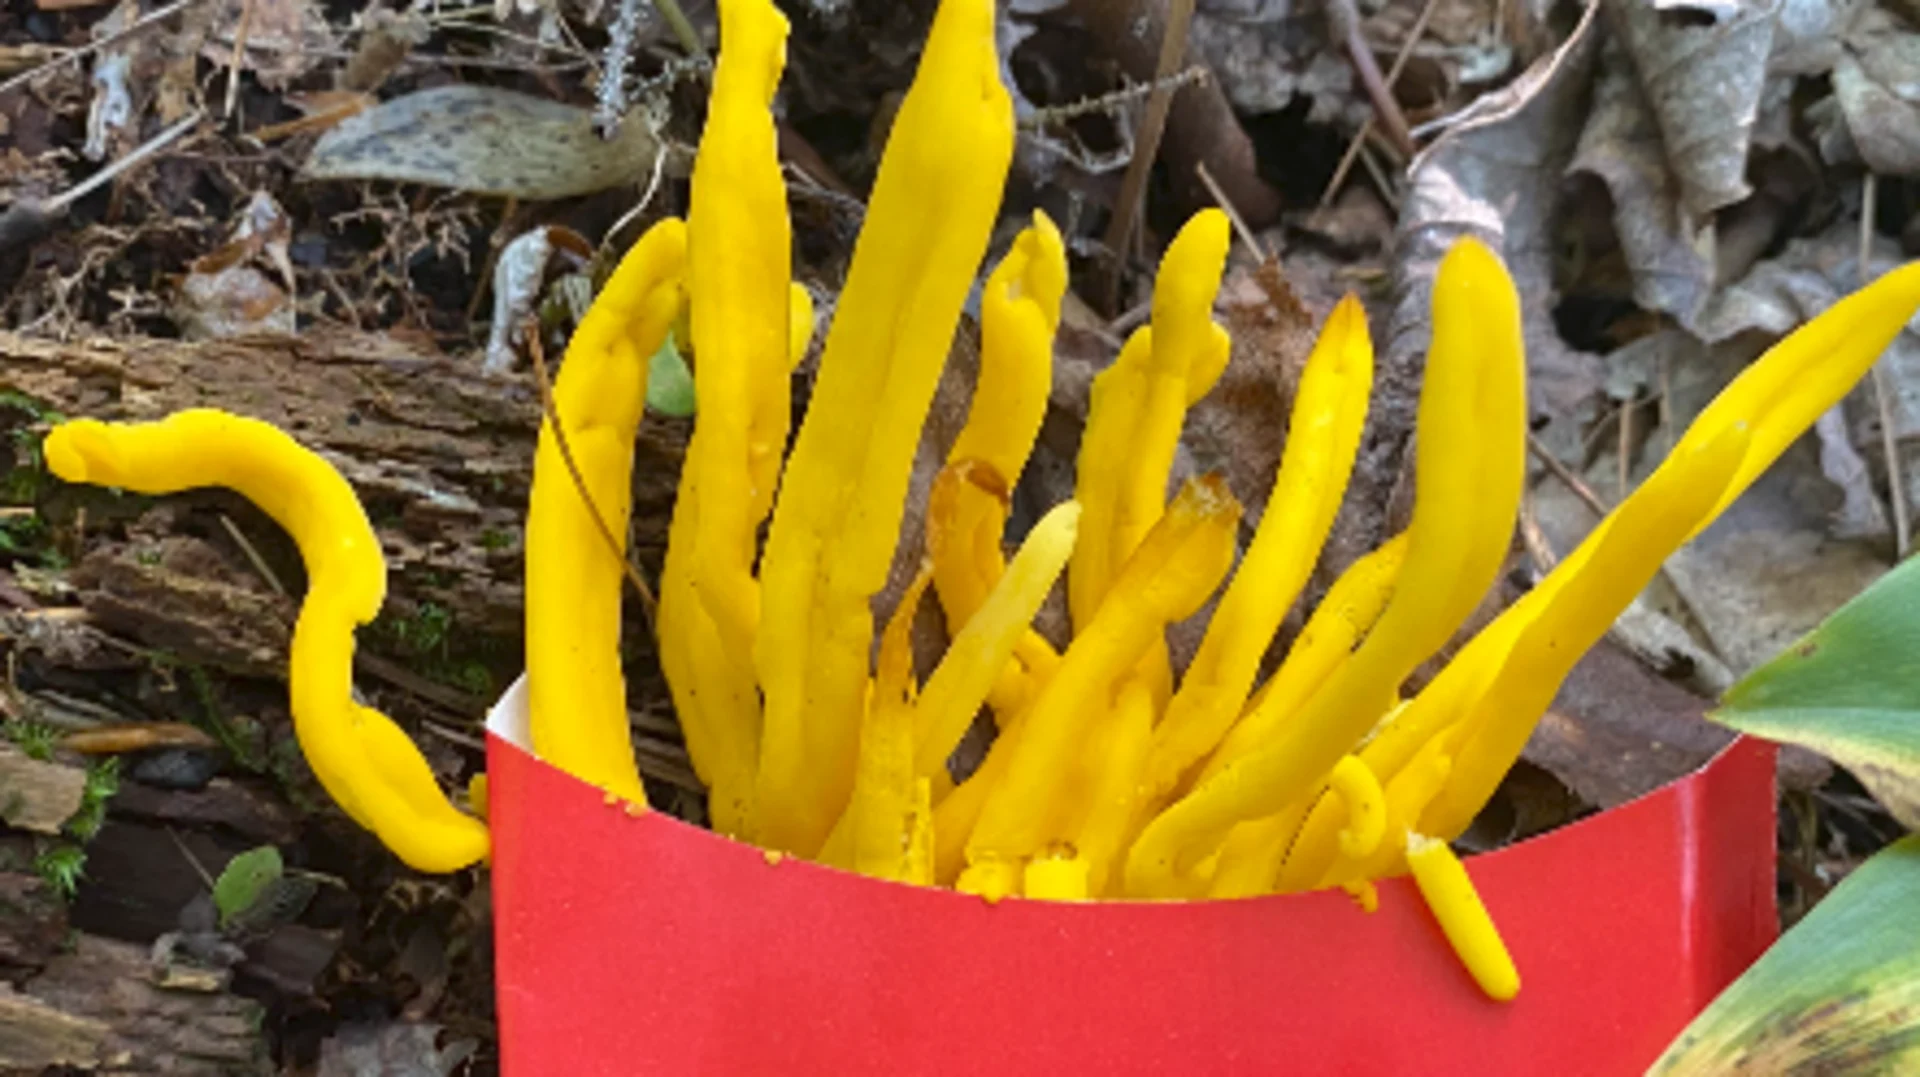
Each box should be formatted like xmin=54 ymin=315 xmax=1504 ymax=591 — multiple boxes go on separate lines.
xmin=1407 ymin=832 xmax=1519 ymax=1002
xmin=527 ymin=217 xmax=688 ymax=807
xmin=44 ymin=411 xmax=489 ymax=873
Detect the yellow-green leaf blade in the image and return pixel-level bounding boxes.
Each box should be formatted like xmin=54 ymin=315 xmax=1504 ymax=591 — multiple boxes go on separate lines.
xmin=1712 ymin=555 xmax=1920 ymax=828
xmin=1650 ymin=834 xmax=1920 ymax=1075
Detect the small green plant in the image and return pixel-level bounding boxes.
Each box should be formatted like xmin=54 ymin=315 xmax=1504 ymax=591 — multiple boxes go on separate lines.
xmin=64 ymin=757 xmax=119 ymax=842
xmin=3 ymin=719 xmax=60 ymax=761
xmin=34 ymin=843 xmax=86 ymax=900
xmin=646 ymin=334 xmax=697 ymax=417
xmin=186 ymin=664 xmax=266 ymax=773
xmin=384 ymin=601 xmax=453 ymax=656
xmin=0 ymin=512 xmax=46 ymax=554
xmin=212 ymin=845 xmax=284 ymax=929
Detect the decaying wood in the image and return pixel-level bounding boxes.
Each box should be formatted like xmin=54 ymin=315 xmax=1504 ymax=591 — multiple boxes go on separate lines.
xmin=0 ymin=983 xmax=109 ymax=1073
xmin=0 ymin=328 xmax=705 ymax=799
xmin=0 ymin=873 xmax=66 ymax=977
xmin=0 ymin=327 xmax=686 ymax=645
xmin=0 ymin=745 xmax=86 ymax=836
xmin=3 ymin=933 xmax=268 ymax=1074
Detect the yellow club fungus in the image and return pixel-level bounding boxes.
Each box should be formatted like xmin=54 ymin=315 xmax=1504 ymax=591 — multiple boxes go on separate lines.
xmin=42 ymin=411 xmax=489 ymax=873
xmin=752 ymin=0 xmax=1013 ymax=856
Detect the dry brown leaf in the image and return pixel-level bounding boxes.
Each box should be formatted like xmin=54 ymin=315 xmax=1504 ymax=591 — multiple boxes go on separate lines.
xmin=1605 ymin=0 xmax=1773 ymax=218
xmin=1568 ymin=33 xmax=1716 ymax=325
xmin=1384 ymin=0 xmax=1605 ymax=511
xmin=199 ymin=0 xmax=332 ymax=90
xmin=1525 ymin=638 xmax=1831 ymax=809
xmin=1828 ymin=6 xmax=1920 ymax=174
xmin=172 ymin=191 xmax=297 ymax=340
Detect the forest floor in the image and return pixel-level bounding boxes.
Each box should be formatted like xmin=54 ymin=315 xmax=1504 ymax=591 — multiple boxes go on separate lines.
xmin=1 ymin=0 xmax=1914 ymax=1072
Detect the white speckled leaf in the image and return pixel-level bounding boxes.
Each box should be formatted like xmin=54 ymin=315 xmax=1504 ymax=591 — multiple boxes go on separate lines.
xmin=302 ymin=85 xmax=661 ymax=200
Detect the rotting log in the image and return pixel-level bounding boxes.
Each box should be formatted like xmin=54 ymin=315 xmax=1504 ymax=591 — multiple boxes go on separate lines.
xmin=1 ymin=932 xmax=269 ymax=1074
xmin=0 ymin=328 xmax=698 ymax=790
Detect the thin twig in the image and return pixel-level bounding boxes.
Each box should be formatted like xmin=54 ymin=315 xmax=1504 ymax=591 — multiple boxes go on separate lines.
xmin=1518 ymin=487 xmax=1558 ymax=576
xmin=1862 ymin=173 xmax=1911 ymax=558
xmin=164 ymin=825 xmax=216 ymax=888
xmin=652 ymin=0 xmax=708 ymax=65
xmin=0 ymin=0 xmax=198 ymax=99
xmin=222 ymin=0 xmax=256 ymax=120
xmin=1527 ymin=432 xmax=1610 ymax=517
xmin=1354 ymin=137 xmax=1401 ymax=212
xmin=524 ymin=322 xmax=660 ymax=625
xmin=1324 ymin=0 xmax=1415 ymax=160
xmin=1196 ymin=161 xmax=1266 ymax=257
xmin=601 ymin=145 xmax=670 ymax=256
xmin=1618 ymin=388 xmax=1632 ymax=502
xmin=1022 ymin=66 xmax=1208 ymax=129
xmin=218 ymin=514 xmax=288 ymax=597
xmin=45 ymin=110 xmax=204 ymax=214
xmin=1097 ymin=0 xmax=1196 ymax=311
xmin=1321 ymin=0 xmax=1439 ymax=208
xmin=464 ymin=196 xmax=520 ymax=326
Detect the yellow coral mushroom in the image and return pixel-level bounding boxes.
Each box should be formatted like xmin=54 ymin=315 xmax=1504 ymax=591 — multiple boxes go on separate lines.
xmin=43 ymin=411 xmax=489 ymax=873
xmin=70 ymin=0 xmax=1920 ymax=1020
xmin=753 ymin=0 xmax=1014 ymax=856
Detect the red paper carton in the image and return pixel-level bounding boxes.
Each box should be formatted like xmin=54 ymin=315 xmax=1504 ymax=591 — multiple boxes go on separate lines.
xmin=484 ymin=676 xmax=1776 ymax=1076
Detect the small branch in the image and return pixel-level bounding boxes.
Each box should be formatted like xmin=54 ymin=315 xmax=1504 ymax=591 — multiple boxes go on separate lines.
xmin=1022 ymin=66 xmax=1208 ymax=129
xmin=1321 ymin=0 xmax=1439 ymax=207
xmin=523 ymin=322 xmax=661 ymax=626
xmin=1324 ymin=0 xmax=1415 ymax=160
xmin=1527 ymin=432 xmax=1610 ymax=517
xmin=0 ymin=0 xmax=199 ymax=99
xmin=218 ymin=514 xmax=288 ymax=598
xmin=223 ymin=0 xmax=257 ymax=120
xmin=1862 ymin=173 xmax=1911 ymax=558
xmin=1096 ymin=0 xmax=1196 ymax=311
xmin=1196 ymin=161 xmax=1266 ymax=257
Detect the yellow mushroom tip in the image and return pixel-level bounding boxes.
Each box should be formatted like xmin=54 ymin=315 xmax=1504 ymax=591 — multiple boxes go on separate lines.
xmin=42 ymin=420 xmax=115 ymax=485
xmin=1018 ymin=210 xmax=1069 ymax=316
xmin=1321 ymin=294 xmax=1374 ymax=366
xmin=1434 ymin=235 xmax=1520 ymax=313
xmin=1407 ymin=831 xmax=1521 ymax=1003
xmin=1163 ymin=209 xmax=1232 ymax=284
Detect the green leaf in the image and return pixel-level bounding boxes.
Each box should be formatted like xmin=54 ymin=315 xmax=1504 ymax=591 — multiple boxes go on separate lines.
xmin=646 ymin=334 xmax=697 ymax=418
xmin=1711 ymin=555 xmax=1920 ymax=828
xmin=1650 ymin=834 xmax=1920 ymax=1074
xmin=212 ymin=846 xmax=283 ymax=929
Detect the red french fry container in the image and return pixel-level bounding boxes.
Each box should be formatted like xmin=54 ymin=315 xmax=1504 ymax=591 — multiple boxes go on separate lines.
xmin=484 ymin=675 xmax=1777 ymax=1076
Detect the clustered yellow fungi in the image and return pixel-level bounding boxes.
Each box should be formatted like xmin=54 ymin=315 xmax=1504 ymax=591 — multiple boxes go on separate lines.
xmin=42 ymin=0 xmax=1920 ymax=1006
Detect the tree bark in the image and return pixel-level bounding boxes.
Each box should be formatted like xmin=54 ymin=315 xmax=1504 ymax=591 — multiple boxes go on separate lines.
xmin=0 ymin=328 xmax=696 ymax=789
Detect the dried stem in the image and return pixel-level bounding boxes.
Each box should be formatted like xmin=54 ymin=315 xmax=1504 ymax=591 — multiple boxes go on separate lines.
xmin=1321 ymin=0 xmax=1439 ymax=208
xmin=1323 ymin=0 xmax=1415 ymax=161
xmin=523 ymin=322 xmax=660 ymax=626
xmin=1096 ymin=0 xmax=1196 ymax=311
xmin=1862 ymin=173 xmax=1911 ymax=558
